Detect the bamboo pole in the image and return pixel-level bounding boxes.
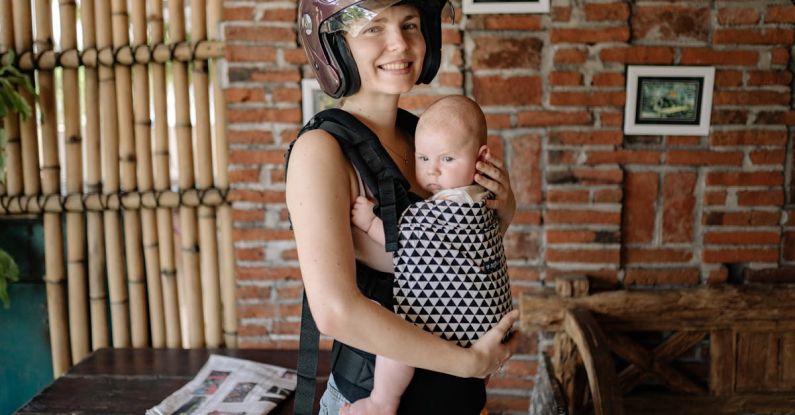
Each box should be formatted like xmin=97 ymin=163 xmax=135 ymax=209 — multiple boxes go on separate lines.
xmin=169 ymin=0 xmax=204 ymax=348
xmin=209 ymin=0 xmax=238 ymax=348
xmin=149 ymin=0 xmax=181 ymax=348
xmin=191 ymin=0 xmax=222 ymax=348
xmin=0 ymin=187 xmax=229 ymax=214
xmin=0 ymin=41 xmax=224 ymax=70
xmin=13 ymin=1 xmax=39 ymax=197
xmin=96 ymin=0 xmax=130 ymax=348
xmin=81 ymin=0 xmax=110 ymax=351
xmin=34 ymin=0 xmax=71 ymax=377
xmin=112 ymin=0 xmax=149 ymax=348
xmin=0 ymin=2 xmax=22 ymax=196
xmin=59 ymin=0 xmax=89 ymax=364
xmin=131 ymin=0 xmax=165 ymax=348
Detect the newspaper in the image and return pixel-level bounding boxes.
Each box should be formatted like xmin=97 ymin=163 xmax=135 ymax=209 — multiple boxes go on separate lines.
xmin=146 ymin=354 xmax=298 ymax=415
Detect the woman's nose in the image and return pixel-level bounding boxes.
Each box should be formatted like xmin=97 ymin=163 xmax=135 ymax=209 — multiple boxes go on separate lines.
xmin=386 ymin=27 xmax=408 ymax=52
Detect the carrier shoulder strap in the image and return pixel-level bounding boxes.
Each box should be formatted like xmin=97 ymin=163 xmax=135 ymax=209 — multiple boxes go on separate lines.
xmin=301 ymin=108 xmax=414 ymax=251
xmin=289 ymin=108 xmax=417 ymax=415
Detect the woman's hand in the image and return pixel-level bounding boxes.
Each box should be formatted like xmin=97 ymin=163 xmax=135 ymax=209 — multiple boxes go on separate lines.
xmin=475 ymin=148 xmax=516 ymax=234
xmin=467 ymin=310 xmax=520 ymax=379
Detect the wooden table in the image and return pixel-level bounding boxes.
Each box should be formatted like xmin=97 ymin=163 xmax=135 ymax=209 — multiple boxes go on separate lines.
xmin=16 ymin=348 xmax=331 ymax=415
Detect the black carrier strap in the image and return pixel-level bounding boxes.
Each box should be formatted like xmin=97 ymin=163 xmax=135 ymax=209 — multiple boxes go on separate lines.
xmin=287 ymin=108 xmax=418 ymax=415
xmin=295 ymin=293 xmax=319 ymax=415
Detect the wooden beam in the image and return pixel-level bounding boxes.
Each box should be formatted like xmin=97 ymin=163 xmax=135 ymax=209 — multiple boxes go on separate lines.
xmin=555 ymin=274 xmax=589 ymax=298
xmin=736 ymin=332 xmax=779 ymax=393
xmin=710 ymin=329 xmax=735 ymax=396
xmin=619 ymin=331 xmax=706 ymax=392
xmin=553 ymin=275 xmax=588 ymax=413
xmin=522 ymin=285 xmax=795 ymax=332
xmin=623 ymin=393 xmax=795 ymax=414
xmin=607 ymin=331 xmax=707 ymax=394
xmin=781 ymin=333 xmax=795 ymax=390
xmin=563 ymin=308 xmax=624 ymax=415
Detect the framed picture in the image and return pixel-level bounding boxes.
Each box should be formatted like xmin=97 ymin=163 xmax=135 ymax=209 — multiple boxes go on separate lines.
xmin=624 ymin=65 xmax=715 ymax=136
xmin=462 ymin=0 xmax=550 ymax=14
xmin=301 ymin=79 xmax=341 ymax=125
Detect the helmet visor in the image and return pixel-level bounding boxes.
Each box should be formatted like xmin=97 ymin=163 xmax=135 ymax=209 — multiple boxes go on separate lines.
xmin=320 ymin=0 xmax=453 ymax=38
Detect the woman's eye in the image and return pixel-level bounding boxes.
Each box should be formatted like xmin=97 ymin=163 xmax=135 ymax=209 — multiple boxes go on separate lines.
xmin=363 ymin=26 xmax=381 ymax=34
xmin=402 ymin=22 xmax=419 ymax=31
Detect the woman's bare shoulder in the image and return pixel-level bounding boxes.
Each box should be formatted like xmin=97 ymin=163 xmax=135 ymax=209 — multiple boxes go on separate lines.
xmin=288 ymin=128 xmax=342 ymax=161
xmin=287 ymin=129 xmax=348 ymax=176
xmin=286 ymin=128 xmax=356 ymax=209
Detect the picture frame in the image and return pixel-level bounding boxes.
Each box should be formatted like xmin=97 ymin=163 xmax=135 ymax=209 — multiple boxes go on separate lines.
xmin=462 ymin=0 xmax=550 ymax=14
xmin=623 ymin=65 xmax=715 ymax=136
xmin=301 ymin=78 xmax=341 ymax=125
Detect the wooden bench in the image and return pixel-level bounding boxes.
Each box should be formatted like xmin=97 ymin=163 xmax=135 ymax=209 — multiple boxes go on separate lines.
xmin=521 ymin=276 xmax=795 ymax=415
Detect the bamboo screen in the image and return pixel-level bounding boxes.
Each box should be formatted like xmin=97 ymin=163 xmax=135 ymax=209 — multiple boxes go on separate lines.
xmin=0 ymin=0 xmax=237 ymax=377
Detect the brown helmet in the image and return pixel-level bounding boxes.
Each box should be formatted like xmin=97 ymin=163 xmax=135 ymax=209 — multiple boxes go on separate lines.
xmin=298 ymin=0 xmax=451 ymax=98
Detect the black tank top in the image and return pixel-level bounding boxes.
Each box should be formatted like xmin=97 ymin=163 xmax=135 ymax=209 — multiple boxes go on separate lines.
xmin=332 ymin=252 xmax=487 ymax=414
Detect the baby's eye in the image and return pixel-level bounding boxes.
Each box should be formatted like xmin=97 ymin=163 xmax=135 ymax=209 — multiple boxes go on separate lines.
xmin=442 ymin=156 xmax=454 ymax=162
xmin=417 ymin=155 xmax=428 ymax=162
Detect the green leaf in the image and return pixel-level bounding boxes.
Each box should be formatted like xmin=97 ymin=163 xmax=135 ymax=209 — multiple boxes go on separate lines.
xmin=0 ymin=249 xmax=19 ymax=309
xmin=0 ymin=278 xmax=8 ymax=309
xmin=0 ymin=128 xmax=6 ymax=177
xmin=0 ymin=78 xmax=31 ymax=119
xmin=0 ymin=58 xmax=36 ymax=120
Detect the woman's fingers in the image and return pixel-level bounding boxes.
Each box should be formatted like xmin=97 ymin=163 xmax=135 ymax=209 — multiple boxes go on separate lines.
xmin=475 ymin=151 xmax=510 ymax=201
xmin=495 ymin=309 xmax=519 ymax=335
xmin=469 ymin=310 xmax=520 ymax=378
xmin=482 ymin=149 xmax=504 ymax=168
xmin=475 ymin=150 xmax=516 ymax=233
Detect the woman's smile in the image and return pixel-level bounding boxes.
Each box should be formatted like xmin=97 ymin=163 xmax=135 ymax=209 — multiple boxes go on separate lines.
xmin=380 ymin=61 xmax=411 ymax=71
xmin=378 ymin=61 xmax=414 ymax=76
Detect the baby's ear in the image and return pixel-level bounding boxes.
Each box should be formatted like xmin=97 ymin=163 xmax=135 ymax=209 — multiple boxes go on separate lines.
xmin=477 ymin=145 xmax=489 ymax=161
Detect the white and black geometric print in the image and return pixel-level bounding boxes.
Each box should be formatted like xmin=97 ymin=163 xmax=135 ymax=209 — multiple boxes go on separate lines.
xmin=393 ymin=199 xmax=513 ymax=347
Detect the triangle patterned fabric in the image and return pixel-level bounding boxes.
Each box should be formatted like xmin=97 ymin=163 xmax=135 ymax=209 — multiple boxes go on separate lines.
xmin=393 ymin=198 xmax=513 ymax=347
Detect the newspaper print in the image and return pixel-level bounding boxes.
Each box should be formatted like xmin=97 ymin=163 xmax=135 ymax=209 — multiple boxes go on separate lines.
xmin=146 ymin=355 xmax=298 ymax=415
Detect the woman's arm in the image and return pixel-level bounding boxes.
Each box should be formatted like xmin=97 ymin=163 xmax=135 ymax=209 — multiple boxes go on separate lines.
xmin=286 ymin=131 xmax=517 ymax=378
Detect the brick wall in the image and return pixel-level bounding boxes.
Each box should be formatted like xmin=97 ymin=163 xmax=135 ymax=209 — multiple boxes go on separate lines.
xmin=220 ymin=1 xmax=795 ymax=412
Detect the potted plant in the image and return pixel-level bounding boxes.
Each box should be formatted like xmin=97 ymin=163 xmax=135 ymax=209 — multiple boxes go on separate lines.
xmin=0 ymin=50 xmax=33 ymax=308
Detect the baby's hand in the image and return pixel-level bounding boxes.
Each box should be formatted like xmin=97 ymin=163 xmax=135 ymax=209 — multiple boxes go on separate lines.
xmin=351 ymin=196 xmax=376 ymax=232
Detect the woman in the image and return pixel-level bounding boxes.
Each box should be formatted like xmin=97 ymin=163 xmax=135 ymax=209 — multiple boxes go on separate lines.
xmin=286 ymin=1 xmax=519 ymax=413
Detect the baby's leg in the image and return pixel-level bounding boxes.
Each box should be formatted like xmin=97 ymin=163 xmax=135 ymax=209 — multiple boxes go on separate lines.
xmin=339 ymin=355 xmax=414 ymax=415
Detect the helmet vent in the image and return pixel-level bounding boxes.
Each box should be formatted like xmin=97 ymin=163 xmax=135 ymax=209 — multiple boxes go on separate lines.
xmin=302 ymin=14 xmax=313 ymax=35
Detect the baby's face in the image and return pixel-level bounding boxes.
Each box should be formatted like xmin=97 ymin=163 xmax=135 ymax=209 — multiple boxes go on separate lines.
xmin=414 ymin=128 xmax=480 ymax=194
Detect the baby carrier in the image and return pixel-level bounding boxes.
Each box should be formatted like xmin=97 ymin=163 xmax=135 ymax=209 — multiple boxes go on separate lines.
xmin=393 ymin=197 xmax=512 ymax=347
xmin=287 ymin=108 xmax=489 ymax=415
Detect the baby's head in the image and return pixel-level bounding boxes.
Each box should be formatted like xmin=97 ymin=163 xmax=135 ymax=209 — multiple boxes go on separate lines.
xmin=414 ymin=95 xmax=488 ymax=194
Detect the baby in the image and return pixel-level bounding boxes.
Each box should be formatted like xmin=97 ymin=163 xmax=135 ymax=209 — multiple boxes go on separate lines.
xmin=343 ymin=95 xmax=513 ymax=415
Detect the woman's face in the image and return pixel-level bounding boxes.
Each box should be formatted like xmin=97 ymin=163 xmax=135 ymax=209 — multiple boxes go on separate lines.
xmin=343 ymin=5 xmax=426 ymax=96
